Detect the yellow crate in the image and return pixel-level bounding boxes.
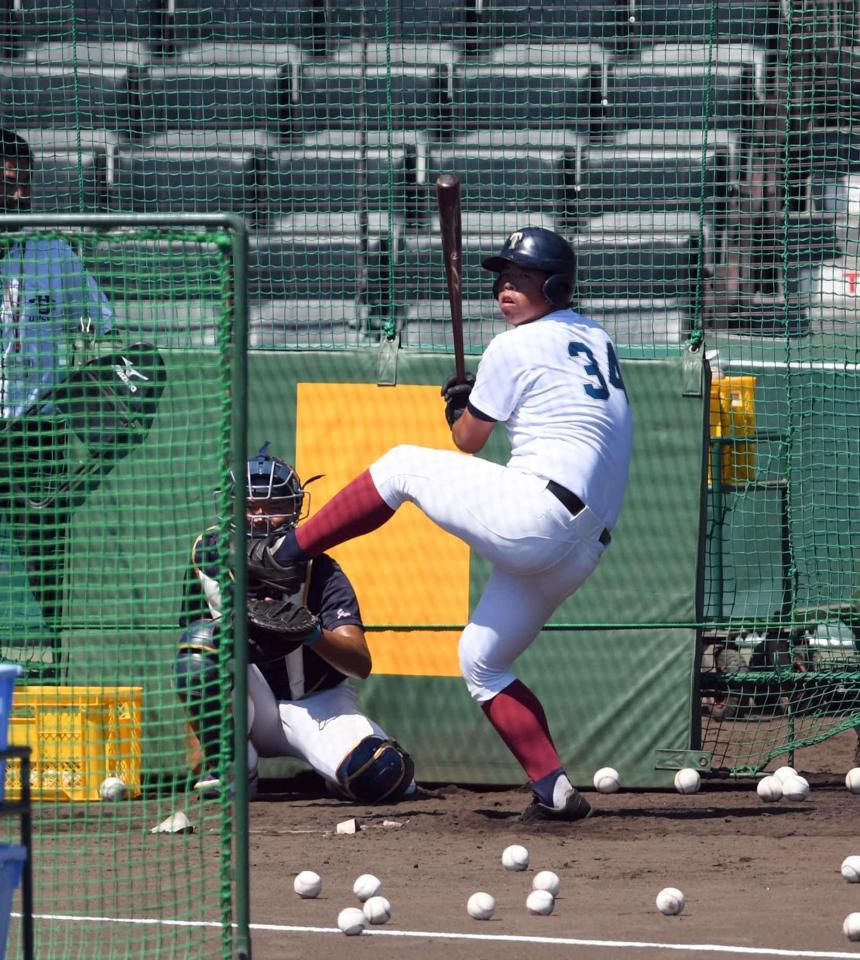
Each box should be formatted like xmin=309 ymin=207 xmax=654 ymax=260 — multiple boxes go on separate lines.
xmin=709 ymin=375 xmax=757 ymax=486
xmin=5 ymin=686 xmax=143 ymax=802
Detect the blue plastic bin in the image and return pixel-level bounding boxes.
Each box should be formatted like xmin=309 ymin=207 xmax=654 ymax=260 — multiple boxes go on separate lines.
xmin=0 ymin=664 xmax=23 ymax=804
xmin=0 ymin=845 xmax=26 ymax=960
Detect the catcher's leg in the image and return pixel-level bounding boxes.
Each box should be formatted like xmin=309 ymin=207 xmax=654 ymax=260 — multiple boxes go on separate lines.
xmin=276 ymin=683 xmax=415 ymax=802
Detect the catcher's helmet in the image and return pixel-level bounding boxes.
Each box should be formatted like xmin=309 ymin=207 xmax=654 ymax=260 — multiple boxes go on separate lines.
xmin=242 ymin=443 xmax=308 ymax=538
xmin=482 ymin=227 xmax=576 ymax=309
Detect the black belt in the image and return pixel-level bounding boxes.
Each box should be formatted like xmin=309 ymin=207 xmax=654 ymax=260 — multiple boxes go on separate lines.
xmin=546 ymin=480 xmax=612 ymax=546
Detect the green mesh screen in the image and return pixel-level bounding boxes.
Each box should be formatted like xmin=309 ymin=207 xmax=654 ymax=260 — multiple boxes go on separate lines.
xmin=0 ymin=223 xmax=245 ymax=959
xmin=0 ymin=0 xmax=859 ymax=938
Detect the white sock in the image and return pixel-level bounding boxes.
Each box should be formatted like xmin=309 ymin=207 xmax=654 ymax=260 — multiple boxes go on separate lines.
xmin=552 ymin=773 xmax=574 ymax=809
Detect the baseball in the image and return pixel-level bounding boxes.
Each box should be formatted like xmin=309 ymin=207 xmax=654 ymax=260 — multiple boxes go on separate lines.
xmin=674 ymin=768 xmax=701 ymax=794
xmin=773 ymin=765 xmax=797 ymax=783
xmin=502 ymin=844 xmax=529 ymax=871
xmin=352 ymin=873 xmax=382 ymax=902
xmin=337 ymin=907 xmax=366 ymax=936
xmin=99 ymin=776 xmax=127 ymax=802
xmin=593 ymin=767 xmax=621 ymax=793
xmin=526 ymin=889 xmax=555 ymax=916
xmin=532 ymin=870 xmax=561 ymax=897
xmin=841 ymin=855 xmax=860 ymax=883
xmin=845 ymin=768 xmax=860 ymax=794
xmin=757 ymin=775 xmax=783 ymax=802
xmin=467 ymin=891 xmax=496 ymax=920
xmin=843 ymin=913 xmax=860 ymax=941
xmin=781 ymin=775 xmax=810 ymax=801
xmin=363 ymin=895 xmax=392 ymax=925
xmin=293 ymin=871 xmax=322 ymax=898
xmin=656 ymin=887 xmax=686 ymax=916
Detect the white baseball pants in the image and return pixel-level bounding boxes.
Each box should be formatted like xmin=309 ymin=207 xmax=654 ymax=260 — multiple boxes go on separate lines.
xmin=369 ymin=445 xmax=608 ymax=703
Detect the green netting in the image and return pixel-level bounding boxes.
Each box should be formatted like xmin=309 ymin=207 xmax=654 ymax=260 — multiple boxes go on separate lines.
xmin=1 ymin=1 xmax=860 ymax=941
xmin=0 ymin=221 xmax=246 ymax=959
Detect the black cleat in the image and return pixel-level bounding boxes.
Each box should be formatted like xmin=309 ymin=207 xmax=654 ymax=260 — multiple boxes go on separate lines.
xmin=519 ymin=788 xmax=593 ymax=824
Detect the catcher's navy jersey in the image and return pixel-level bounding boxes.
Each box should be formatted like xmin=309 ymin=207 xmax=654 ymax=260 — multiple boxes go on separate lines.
xmin=0 ymin=236 xmax=115 ymax=419
xmin=180 ymin=528 xmax=363 ymax=699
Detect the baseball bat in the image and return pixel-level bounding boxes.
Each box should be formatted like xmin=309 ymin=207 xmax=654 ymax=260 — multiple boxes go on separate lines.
xmin=435 ymin=173 xmax=466 ymax=384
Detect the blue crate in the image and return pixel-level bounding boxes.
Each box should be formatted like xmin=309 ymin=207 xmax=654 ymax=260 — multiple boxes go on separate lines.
xmin=0 ymin=845 xmax=25 ymax=960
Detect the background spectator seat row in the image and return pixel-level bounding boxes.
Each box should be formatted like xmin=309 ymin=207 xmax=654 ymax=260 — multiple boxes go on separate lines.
xmin=0 ymin=55 xmax=773 ymax=139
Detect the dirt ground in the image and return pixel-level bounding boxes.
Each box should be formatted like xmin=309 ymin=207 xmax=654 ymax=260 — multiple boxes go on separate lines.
xmin=248 ymin=730 xmax=860 ymax=960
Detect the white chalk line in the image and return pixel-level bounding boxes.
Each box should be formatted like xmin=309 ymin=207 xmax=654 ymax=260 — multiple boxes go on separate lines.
xmin=11 ymin=912 xmax=860 ymax=958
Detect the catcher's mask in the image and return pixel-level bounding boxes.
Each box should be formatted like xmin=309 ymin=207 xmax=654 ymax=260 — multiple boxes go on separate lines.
xmin=236 ymin=443 xmax=320 ymax=539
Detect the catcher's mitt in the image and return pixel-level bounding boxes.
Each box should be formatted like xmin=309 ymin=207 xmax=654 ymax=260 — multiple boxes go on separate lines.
xmin=246 ymin=597 xmax=321 ymax=664
xmin=246 ymin=537 xmax=307 ymax=594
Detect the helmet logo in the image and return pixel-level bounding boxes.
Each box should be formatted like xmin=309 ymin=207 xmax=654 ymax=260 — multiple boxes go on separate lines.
xmin=507 ymin=231 xmax=524 ymax=248
xmin=114 ymin=356 xmax=150 ymax=394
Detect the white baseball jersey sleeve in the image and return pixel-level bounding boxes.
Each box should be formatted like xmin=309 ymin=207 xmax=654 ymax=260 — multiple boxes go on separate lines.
xmin=468 ymin=308 xmax=633 ymax=529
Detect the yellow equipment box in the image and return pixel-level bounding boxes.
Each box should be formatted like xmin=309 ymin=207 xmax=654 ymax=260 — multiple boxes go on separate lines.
xmin=709 ymin=375 xmax=757 ymax=486
xmin=5 ymin=686 xmax=143 ymax=802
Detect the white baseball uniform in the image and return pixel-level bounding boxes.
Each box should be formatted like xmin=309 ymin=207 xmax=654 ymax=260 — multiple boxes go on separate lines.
xmin=368 ymin=308 xmax=633 ymax=702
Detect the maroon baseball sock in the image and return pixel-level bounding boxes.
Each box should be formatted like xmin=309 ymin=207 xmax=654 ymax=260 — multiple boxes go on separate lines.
xmin=481 ymin=680 xmax=562 ymax=783
xmin=293 ymin=469 xmax=395 ymax=557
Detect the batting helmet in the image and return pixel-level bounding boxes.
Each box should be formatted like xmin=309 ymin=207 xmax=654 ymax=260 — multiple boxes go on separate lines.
xmin=240 ymin=443 xmax=308 ymax=538
xmin=482 ymin=227 xmax=576 ymax=309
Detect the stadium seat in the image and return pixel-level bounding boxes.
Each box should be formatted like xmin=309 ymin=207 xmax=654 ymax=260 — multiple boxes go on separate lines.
xmin=267 ymin=146 xmax=413 ymax=217
xmin=325 ymin=0 xmax=474 ymax=46
xmin=332 ymin=40 xmax=461 ymax=67
xmin=429 ymin=145 xmax=574 ymax=220
xmin=0 ymin=65 xmax=136 ymax=134
xmin=630 ymin=1 xmax=781 ymax=44
xmin=248 ymin=233 xmax=392 ymax=335
xmin=175 ymin=41 xmax=305 ymax=68
xmin=297 ymin=63 xmax=446 ymax=135
xmin=608 ymin=63 xmax=754 ymax=132
xmin=169 ymin=0 xmax=323 ymax=54
xmin=110 ymin=147 xmax=262 ymax=222
xmin=612 ymin=127 xmax=744 ymax=182
xmin=634 ymin=42 xmax=769 ymax=101
xmin=478 ymin=0 xmax=629 ymax=48
xmin=399 ymin=231 xmax=495 ymax=313
xmin=580 ymin=146 xmax=730 ymax=227
xmin=23 ymin=40 xmax=155 ymax=67
xmin=30 ymin=147 xmax=108 ymax=213
xmin=14 ymin=0 xmax=164 ymax=44
xmin=572 ymin=231 xmax=700 ymax=345
xmin=453 ymin=64 xmax=594 ymax=136
xmin=140 ymin=64 xmax=291 ymax=134
xmin=580 ymin=210 xmax=714 ymax=269
xmin=143 ymin=129 xmax=283 ymax=151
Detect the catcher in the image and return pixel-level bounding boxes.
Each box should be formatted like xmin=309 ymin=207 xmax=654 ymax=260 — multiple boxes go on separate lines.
xmin=176 ymin=444 xmax=416 ymax=804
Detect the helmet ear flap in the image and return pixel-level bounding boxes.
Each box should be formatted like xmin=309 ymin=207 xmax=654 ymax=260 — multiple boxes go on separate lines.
xmin=492 ymin=275 xmax=502 ymax=299
xmin=543 ymin=274 xmax=573 ymax=309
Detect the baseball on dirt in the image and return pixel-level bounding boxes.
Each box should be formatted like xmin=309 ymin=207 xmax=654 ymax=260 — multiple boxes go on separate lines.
xmin=593 ymin=767 xmax=621 ymax=793
xmin=353 ymin=873 xmax=382 ymax=902
xmin=293 ymin=871 xmax=322 ymax=898
xmin=841 ymin=855 xmax=860 ymax=883
xmin=526 ymin=889 xmax=555 ymax=916
xmin=757 ymin=775 xmax=783 ymax=802
xmin=363 ymin=895 xmax=392 ymax=925
xmin=337 ymin=907 xmax=366 ymax=936
xmin=656 ymin=887 xmax=686 ymax=916
xmin=99 ymin=776 xmax=127 ymax=801
xmin=845 ymin=768 xmax=860 ymax=794
xmin=843 ymin=913 xmax=860 ymax=941
xmin=532 ymin=870 xmax=561 ymax=897
xmin=467 ymin=891 xmax=496 ymax=920
xmin=502 ymin=844 xmax=529 ymax=871
xmin=781 ymin=775 xmax=810 ymax=801
xmin=674 ymin=768 xmax=701 ymax=794
xmin=773 ymin=765 xmax=797 ymax=783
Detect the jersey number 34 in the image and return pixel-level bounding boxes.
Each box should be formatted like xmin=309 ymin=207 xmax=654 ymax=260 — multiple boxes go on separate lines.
xmin=568 ymin=341 xmax=628 ymax=402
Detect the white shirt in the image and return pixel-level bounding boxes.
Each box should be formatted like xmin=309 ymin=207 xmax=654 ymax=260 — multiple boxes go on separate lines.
xmin=468 ymin=308 xmax=633 ymax=529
